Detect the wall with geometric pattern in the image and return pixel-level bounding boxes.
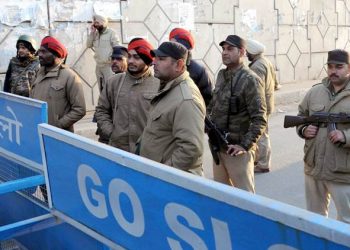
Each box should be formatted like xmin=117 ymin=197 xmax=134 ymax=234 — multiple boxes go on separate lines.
xmin=0 ymin=0 xmax=349 ymax=111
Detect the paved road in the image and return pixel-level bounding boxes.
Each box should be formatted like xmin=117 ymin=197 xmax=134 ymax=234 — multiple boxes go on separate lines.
xmin=202 ymin=103 xmax=337 ymax=219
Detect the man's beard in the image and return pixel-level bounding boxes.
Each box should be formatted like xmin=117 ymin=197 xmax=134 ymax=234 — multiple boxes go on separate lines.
xmin=96 ymin=26 xmax=104 ymax=32
xmin=128 ymin=65 xmax=146 ymax=75
xmin=17 ymin=53 xmax=29 ymax=61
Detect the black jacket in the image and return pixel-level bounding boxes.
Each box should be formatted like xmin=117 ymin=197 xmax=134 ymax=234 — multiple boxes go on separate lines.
xmin=187 ymin=59 xmax=213 ymax=106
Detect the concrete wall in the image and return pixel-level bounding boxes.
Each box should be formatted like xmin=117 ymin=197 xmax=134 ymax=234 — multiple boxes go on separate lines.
xmin=0 ymin=0 xmax=348 ymax=110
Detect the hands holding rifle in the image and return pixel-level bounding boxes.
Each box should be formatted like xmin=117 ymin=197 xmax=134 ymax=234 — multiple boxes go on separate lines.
xmin=227 ymin=144 xmax=246 ymax=156
xmin=302 ymin=125 xmax=345 ymax=144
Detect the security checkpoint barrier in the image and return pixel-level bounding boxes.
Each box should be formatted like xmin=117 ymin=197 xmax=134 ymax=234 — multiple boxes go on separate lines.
xmin=1 ymin=91 xmax=350 ymax=249
xmin=0 ymin=92 xmax=106 ymax=249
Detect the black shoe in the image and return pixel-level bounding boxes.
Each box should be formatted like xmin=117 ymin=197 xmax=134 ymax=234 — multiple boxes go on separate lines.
xmin=254 ymin=166 xmax=270 ymax=173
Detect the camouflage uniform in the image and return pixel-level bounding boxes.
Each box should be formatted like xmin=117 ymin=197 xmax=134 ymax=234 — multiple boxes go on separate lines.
xmin=249 ymin=55 xmax=277 ymax=171
xmin=207 ymin=64 xmax=267 ymax=192
xmin=4 ymin=56 xmax=40 ymax=97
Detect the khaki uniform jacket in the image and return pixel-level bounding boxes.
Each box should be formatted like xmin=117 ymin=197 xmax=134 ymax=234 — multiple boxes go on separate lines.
xmin=298 ymin=78 xmax=350 ymax=183
xmin=249 ymin=55 xmax=276 ymax=115
xmin=140 ymin=71 xmax=206 ymax=175
xmin=87 ymin=27 xmax=119 ymax=65
xmin=30 ymin=64 xmax=86 ymax=132
xmin=207 ymin=64 xmax=267 ymax=150
xmin=95 ymin=69 xmax=159 ymax=153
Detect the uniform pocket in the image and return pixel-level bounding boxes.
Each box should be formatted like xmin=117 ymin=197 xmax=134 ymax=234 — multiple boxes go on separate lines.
xmin=310 ymin=104 xmax=325 ymax=113
xmin=303 ymin=139 xmax=316 ymax=167
xmin=148 ymin=111 xmax=163 ymax=134
xmin=143 ymin=92 xmax=155 ymax=100
xmin=50 ymin=84 xmax=65 ymax=100
xmin=151 ymin=112 xmax=161 ymax=121
xmin=332 ymin=148 xmax=350 ymax=173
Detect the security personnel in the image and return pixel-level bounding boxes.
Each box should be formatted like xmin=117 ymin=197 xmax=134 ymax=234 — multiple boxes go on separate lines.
xmin=140 ymin=42 xmax=206 ymax=175
xmin=4 ymin=35 xmax=40 ymax=97
xmin=31 ymin=36 xmax=86 ymax=132
xmin=246 ymin=39 xmax=278 ymax=173
xmin=207 ymin=35 xmax=267 ymax=192
xmin=95 ymin=38 xmax=159 ymax=151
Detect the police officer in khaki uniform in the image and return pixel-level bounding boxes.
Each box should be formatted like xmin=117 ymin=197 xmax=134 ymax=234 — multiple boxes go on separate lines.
xmin=246 ymin=39 xmax=278 ymax=173
xmin=95 ymin=38 xmax=159 ymax=151
xmin=140 ymin=42 xmax=206 ymax=175
xmin=297 ymin=49 xmax=350 ymax=223
xmin=87 ymin=14 xmax=120 ymax=92
xmin=31 ymin=36 xmax=86 ymax=132
xmin=207 ymin=35 xmax=267 ymax=192
xmin=31 ymin=36 xmax=86 ymax=202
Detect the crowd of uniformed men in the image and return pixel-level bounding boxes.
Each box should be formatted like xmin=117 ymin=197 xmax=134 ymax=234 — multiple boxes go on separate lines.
xmin=3 ymin=14 xmax=350 ymax=224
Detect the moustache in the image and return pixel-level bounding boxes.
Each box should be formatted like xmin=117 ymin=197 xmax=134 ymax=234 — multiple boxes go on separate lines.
xmin=330 ymin=74 xmax=339 ymax=78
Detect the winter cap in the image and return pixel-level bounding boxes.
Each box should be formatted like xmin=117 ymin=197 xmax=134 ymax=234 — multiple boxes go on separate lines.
xmin=93 ymin=14 xmax=108 ymax=26
xmin=40 ymin=36 xmax=67 ymax=59
xmin=128 ymin=38 xmax=154 ymax=65
xmin=151 ymin=41 xmax=188 ymax=61
xmin=246 ymin=39 xmax=265 ymax=55
xmin=327 ymin=49 xmax=349 ymax=65
xmin=112 ymin=46 xmax=128 ymax=59
xmin=16 ymin=35 xmax=37 ymax=53
xmin=169 ymin=28 xmax=194 ymax=50
xmin=219 ymin=35 xmax=246 ymax=49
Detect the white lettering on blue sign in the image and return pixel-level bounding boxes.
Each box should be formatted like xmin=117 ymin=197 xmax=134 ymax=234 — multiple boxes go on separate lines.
xmin=77 ymin=163 xmax=237 ymax=249
xmin=109 ymin=178 xmax=145 ymax=237
xmin=165 ymin=203 xmax=207 ymax=250
xmin=77 ymin=164 xmax=145 ymax=237
xmin=74 ymin=163 xmax=317 ymax=249
xmin=0 ymin=106 xmax=22 ymax=145
xmin=78 ymin=164 xmax=108 ymax=219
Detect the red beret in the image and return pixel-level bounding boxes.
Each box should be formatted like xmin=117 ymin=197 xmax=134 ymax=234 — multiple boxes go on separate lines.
xmin=41 ymin=36 xmax=67 ymax=59
xmin=128 ymin=38 xmax=154 ymax=65
xmin=169 ymin=28 xmax=194 ymax=50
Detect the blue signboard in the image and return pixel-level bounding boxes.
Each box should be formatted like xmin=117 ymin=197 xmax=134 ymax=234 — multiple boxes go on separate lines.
xmin=0 ymin=92 xmax=47 ymax=169
xmin=39 ymin=124 xmax=350 ymax=250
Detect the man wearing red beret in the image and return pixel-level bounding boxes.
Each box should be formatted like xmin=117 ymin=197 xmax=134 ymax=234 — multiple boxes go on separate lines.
xmin=169 ymin=27 xmax=213 ymax=106
xmin=95 ymin=38 xmax=159 ymax=152
xmin=30 ymin=36 xmax=86 ymax=132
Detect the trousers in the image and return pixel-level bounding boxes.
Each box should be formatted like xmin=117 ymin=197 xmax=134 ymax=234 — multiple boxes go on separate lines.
xmin=305 ymin=174 xmax=350 ymax=223
xmin=255 ymin=119 xmax=271 ymax=170
xmin=213 ymin=149 xmax=255 ymax=193
xmin=95 ymin=64 xmax=113 ymax=92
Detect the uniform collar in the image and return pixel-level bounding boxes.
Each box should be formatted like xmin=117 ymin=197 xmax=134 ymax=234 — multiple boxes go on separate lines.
xmin=127 ymin=67 xmax=152 ymax=84
xmin=34 ymin=63 xmax=63 ymax=84
xmin=151 ymin=71 xmax=188 ymax=104
xmin=224 ymin=64 xmax=244 ymax=81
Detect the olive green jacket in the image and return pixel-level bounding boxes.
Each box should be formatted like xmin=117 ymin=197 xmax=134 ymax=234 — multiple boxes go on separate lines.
xmin=249 ymin=55 xmax=276 ymax=115
xmin=298 ymin=78 xmax=350 ymax=183
xmin=87 ymin=27 xmax=119 ymax=65
xmin=30 ymin=64 xmax=86 ymax=132
xmin=95 ymin=68 xmax=159 ymax=153
xmin=140 ymin=71 xmax=206 ymax=175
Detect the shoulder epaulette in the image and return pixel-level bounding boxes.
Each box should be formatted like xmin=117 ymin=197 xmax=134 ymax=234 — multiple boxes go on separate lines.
xmin=312 ymin=82 xmax=322 ymax=87
xmin=180 ymin=82 xmax=193 ymax=100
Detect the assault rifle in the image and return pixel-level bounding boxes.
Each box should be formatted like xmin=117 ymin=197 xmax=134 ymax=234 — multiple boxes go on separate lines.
xmin=284 ymin=112 xmax=350 ymax=131
xmin=205 ymin=117 xmax=230 ymax=165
